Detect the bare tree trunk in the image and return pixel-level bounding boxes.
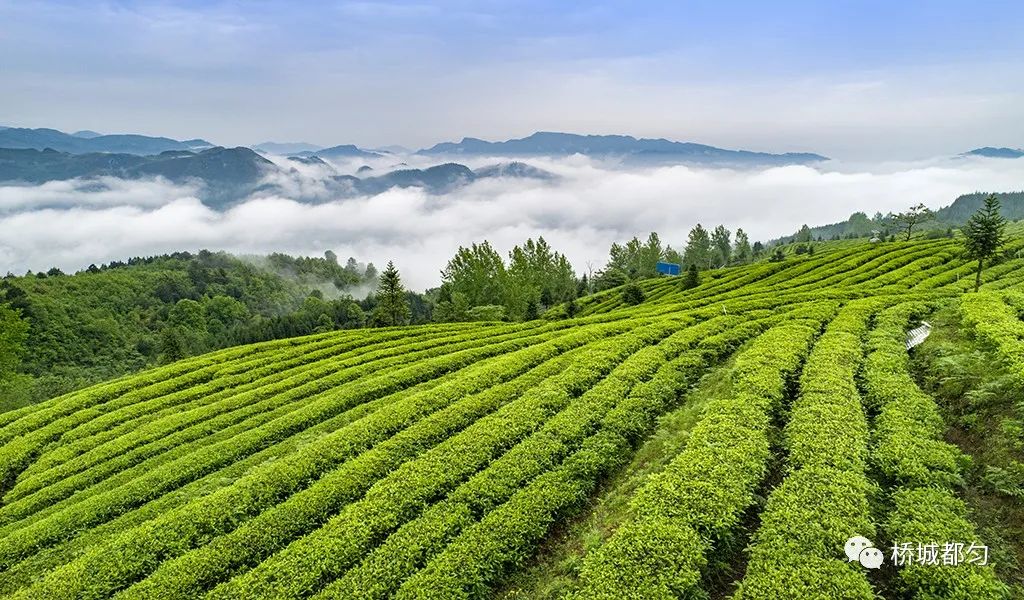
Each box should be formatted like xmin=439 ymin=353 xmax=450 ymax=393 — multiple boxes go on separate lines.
xmin=974 ymin=257 xmax=984 ymax=292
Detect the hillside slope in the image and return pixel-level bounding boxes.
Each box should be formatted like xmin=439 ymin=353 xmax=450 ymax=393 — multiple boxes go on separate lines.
xmin=0 ymin=236 xmax=1022 ymax=598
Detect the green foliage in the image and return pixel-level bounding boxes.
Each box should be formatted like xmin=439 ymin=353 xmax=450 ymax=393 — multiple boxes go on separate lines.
xmin=440 ymin=241 xmax=508 ymax=307
xmin=577 ymin=320 xmax=822 ymax=599
xmin=964 ymin=195 xmax=1009 ymax=291
xmin=372 ymin=261 xmax=411 ymax=327
xmin=439 ymin=237 xmax=576 ymax=321
xmin=0 ymin=250 xmax=381 ymax=403
xmin=620 ymin=282 xmax=645 ymax=305
xmin=733 ymin=228 xmax=752 ymax=264
xmin=466 ymin=304 xmax=506 ymax=322
xmin=711 ymin=225 xmax=732 ymax=268
xmin=683 ymin=224 xmax=713 ymax=271
xmin=1 ymin=234 xmax=1023 ymax=600
xmin=682 ymin=263 xmax=700 ymax=290
xmin=894 ymin=203 xmax=935 ymax=240
xmin=0 ymin=304 xmax=29 ymax=381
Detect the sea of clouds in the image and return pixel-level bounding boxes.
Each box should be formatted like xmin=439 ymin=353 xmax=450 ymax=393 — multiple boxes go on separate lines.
xmin=2 ymin=154 xmax=1022 ymax=290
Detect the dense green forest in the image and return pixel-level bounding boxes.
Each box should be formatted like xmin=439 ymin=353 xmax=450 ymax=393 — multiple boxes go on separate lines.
xmin=0 ymin=251 xmax=385 ymax=407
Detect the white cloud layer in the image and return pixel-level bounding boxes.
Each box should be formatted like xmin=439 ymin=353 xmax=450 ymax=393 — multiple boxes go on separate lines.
xmin=1 ymin=156 xmax=1022 ymax=290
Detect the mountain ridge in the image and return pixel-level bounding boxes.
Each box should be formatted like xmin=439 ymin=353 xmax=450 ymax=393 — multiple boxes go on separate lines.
xmin=0 ymin=127 xmax=214 ymax=155
xmin=419 ymin=131 xmax=829 ymax=165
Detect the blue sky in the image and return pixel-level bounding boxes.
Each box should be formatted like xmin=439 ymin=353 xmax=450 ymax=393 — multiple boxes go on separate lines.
xmin=1 ymin=1 xmax=1022 ymax=159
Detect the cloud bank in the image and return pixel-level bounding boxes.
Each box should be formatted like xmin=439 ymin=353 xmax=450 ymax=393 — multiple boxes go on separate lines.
xmin=2 ymin=156 xmax=1022 ymax=290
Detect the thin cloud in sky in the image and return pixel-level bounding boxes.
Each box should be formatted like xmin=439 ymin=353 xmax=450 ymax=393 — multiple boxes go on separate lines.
xmin=1 ymin=1 xmax=1022 ymax=159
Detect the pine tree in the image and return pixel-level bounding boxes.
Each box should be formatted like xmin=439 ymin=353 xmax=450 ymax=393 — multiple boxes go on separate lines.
xmin=682 ymin=263 xmax=700 ymax=290
xmin=372 ymin=261 xmax=411 ymax=326
xmin=963 ymin=195 xmax=1008 ymax=292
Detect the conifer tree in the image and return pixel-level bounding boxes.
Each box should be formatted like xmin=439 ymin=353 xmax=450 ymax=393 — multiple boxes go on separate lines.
xmin=963 ymin=195 xmax=1008 ymax=292
xmin=372 ymin=261 xmax=411 ymax=326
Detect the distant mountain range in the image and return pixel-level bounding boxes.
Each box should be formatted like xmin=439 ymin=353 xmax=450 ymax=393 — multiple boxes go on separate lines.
xmin=294 ymin=145 xmax=383 ymax=160
xmin=333 ymin=162 xmax=555 ymax=196
xmin=0 ymin=146 xmax=277 ymax=208
xmin=253 ymin=141 xmax=323 ymax=155
xmin=0 ymin=127 xmax=213 ymax=155
xmin=419 ymin=131 xmax=829 ymax=166
xmin=963 ymin=147 xmax=1024 ymax=159
xmin=0 ymin=145 xmax=555 ymax=209
xmin=0 ymin=126 xmax=834 ymax=167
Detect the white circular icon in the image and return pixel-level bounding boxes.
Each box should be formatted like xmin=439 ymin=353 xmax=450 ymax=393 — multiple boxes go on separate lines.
xmin=845 ymin=536 xmax=873 ymax=562
xmin=859 ymin=546 xmax=884 ymax=569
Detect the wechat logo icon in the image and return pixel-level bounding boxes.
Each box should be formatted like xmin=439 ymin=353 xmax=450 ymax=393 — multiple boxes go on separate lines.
xmin=845 ymin=536 xmax=884 ymax=569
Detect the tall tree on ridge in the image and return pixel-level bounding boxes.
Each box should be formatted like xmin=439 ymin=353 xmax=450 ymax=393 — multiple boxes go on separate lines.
xmin=683 ymin=224 xmax=713 ymax=271
xmin=963 ymin=195 xmax=1007 ymax=292
xmin=733 ymin=228 xmax=752 ymax=265
xmin=711 ymin=225 xmax=732 ymax=268
xmin=372 ymin=261 xmax=411 ymax=326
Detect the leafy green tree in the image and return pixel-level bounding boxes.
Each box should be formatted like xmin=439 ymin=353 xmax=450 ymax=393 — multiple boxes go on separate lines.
xmin=168 ymin=298 xmax=209 ymax=354
xmin=795 ymin=224 xmax=813 ymax=244
xmin=603 ymin=233 xmax=664 ymax=281
xmin=894 ymin=203 xmax=934 ymax=241
xmin=663 ymin=245 xmax=683 ymax=267
xmin=566 ymin=297 xmax=580 ymax=318
xmin=711 ymin=225 xmax=732 ymax=268
xmin=372 ymin=261 xmax=411 ymax=326
xmin=733 ymin=229 xmax=752 ymax=264
xmin=466 ymin=305 xmax=506 ymax=321
xmin=203 ymin=295 xmax=249 ymax=337
xmin=524 ymin=297 xmax=539 ymax=320
xmin=593 ymin=267 xmax=628 ymax=291
xmin=682 ymin=263 xmax=700 ymax=290
xmin=506 ymin=237 xmax=577 ymax=318
xmin=640 ymin=232 xmax=664 ymax=278
xmin=441 ymin=242 xmax=507 ymax=307
xmin=683 ymin=224 xmax=713 ymax=271
xmin=158 ymin=327 xmax=189 ymax=364
xmin=963 ymin=195 xmax=1008 ymax=292
xmin=621 ymin=282 xmax=645 ymax=305
xmin=752 ymin=240 xmax=765 ymax=257
xmin=0 ymin=304 xmax=29 ymax=381
xmin=434 ymin=290 xmax=470 ymax=322
xmin=313 ymin=313 xmax=334 ymax=333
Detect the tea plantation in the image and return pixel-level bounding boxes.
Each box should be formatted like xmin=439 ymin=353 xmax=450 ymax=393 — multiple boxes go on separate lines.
xmin=1 ymin=236 xmax=1022 ymax=599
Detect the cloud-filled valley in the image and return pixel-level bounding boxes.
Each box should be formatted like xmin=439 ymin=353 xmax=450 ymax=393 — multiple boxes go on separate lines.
xmin=2 ymin=154 xmax=1023 ymax=290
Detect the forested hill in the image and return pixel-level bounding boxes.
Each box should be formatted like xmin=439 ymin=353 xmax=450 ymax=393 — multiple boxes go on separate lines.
xmin=776 ymin=191 xmax=1024 ymax=243
xmin=0 ymin=250 xmax=387 ymax=407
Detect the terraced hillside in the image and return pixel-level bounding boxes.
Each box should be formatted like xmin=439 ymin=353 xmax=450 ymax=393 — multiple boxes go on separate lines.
xmin=1 ymin=236 xmax=1022 ymax=599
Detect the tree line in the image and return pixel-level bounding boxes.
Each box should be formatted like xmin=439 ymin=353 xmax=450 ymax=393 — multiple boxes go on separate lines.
xmin=0 ymin=196 xmax=1012 ymax=410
